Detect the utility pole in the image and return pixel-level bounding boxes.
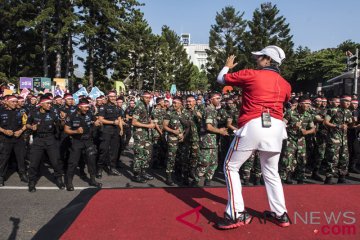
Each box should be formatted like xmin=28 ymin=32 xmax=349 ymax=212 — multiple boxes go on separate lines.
xmin=354 ymin=48 xmax=359 ymax=95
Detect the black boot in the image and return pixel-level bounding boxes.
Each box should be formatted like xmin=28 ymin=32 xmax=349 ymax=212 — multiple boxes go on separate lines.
xmin=311 ymin=171 xmax=324 ymax=182
xmin=337 ymin=176 xmax=348 ymax=184
xmin=66 ymin=176 xmax=74 ymax=191
xmin=204 ymin=179 xmax=212 ymax=187
xmin=349 ymin=166 xmax=360 ymax=174
xmin=243 ymin=178 xmax=250 ymax=186
xmin=96 ymin=168 xmax=103 ymax=179
xmin=19 ymin=173 xmax=29 ymax=183
xmin=0 ymin=177 xmax=4 ymax=187
xmin=89 ymin=175 xmax=102 ymax=188
xmin=285 ymin=174 xmax=294 ymax=184
xmin=165 ymin=173 xmax=174 ymax=186
xmin=141 ymin=170 xmax=154 ymax=180
xmin=324 ymin=176 xmax=335 ymax=185
xmin=182 ymin=173 xmax=190 ymax=186
xmin=55 ymin=176 xmax=65 ymax=190
xmin=28 ymin=181 xmax=36 ymax=192
xmin=254 ymin=177 xmax=261 ymax=186
xmin=132 ymin=173 xmax=147 ymax=183
xmin=79 ymin=168 xmax=87 ymax=180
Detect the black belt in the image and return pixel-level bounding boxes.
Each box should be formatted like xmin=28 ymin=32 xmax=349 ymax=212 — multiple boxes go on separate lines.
xmin=34 ymin=133 xmax=54 ymax=138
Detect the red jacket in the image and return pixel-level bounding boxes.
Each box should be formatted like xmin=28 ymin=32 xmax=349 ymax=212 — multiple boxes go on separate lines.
xmin=224 ymin=68 xmax=291 ymax=128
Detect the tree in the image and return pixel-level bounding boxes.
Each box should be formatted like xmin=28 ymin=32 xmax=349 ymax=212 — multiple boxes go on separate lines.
xmin=245 ymin=2 xmax=294 ymax=79
xmin=291 ymin=48 xmax=346 ymax=93
xmin=206 ymin=6 xmax=247 ymax=90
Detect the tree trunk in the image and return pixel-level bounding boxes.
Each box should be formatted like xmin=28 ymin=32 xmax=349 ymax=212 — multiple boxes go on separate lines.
xmin=88 ymin=42 xmax=94 ymax=87
xmin=41 ymin=0 xmax=48 ymax=77
xmin=65 ymin=33 xmax=72 ymax=78
xmin=55 ymin=0 xmax=62 ymax=78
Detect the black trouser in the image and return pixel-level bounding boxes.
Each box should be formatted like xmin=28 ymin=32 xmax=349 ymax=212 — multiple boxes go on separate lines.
xmin=28 ymin=136 xmax=62 ymax=182
xmin=0 ymin=138 xmax=26 ymax=178
xmin=67 ymin=139 xmax=97 ymax=178
xmin=124 ymin=125 xmax=132 ymax=147
xmin=353 ymin=138 xmax=360 ymax=168
xmin=59 ymin=133 xmax=71 ymax=174
xmin=98 ymin=126 xmax=120 ymax=169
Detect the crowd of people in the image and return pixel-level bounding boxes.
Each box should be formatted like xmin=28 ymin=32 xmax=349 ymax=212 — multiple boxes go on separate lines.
xmin=0 ymin=88 xmax=359 ymax=192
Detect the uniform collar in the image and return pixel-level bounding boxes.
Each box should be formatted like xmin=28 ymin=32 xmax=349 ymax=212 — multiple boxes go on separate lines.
xmin=261 ymin=66 xmax=280 ymax=74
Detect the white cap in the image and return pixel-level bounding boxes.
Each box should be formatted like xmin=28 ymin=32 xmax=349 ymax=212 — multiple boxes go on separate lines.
xmin=251 ymin=45 xmax=286 ymax=65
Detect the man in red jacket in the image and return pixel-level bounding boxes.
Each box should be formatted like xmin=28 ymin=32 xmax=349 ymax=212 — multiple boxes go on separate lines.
xmin=216 ymin=46 xmax=292 ymax=230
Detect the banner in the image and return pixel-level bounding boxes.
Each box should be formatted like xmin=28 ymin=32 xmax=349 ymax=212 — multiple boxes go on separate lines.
xmin=53 ymin=78 xmax=68 ymax=91
xmin=41 ymin=77 xmax=52 ymax=90
xmin=170 ymin=84 xmax=177 ymax=95
xmin=3 ymin=89 xmax=13 ymax=96
xmin=33 ymin=78 xmax=42 ymax=91
xmin=114 ymin=81 xmax=126 ymax=93
xmin=19 ymin=77 xmax=33 ymax=90
xmin=20 ymin=88 xmax=30 ymax=99
xmin=88 ymin=86 xmax=104 ymax=100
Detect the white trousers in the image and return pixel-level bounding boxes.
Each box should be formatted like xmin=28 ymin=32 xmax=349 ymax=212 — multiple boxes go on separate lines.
xmin=224 ymin=137 xmax=288 ymax=220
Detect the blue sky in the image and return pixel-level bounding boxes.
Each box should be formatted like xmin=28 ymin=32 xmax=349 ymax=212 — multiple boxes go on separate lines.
xmin=139 ymin=0 xmax=360 ymax=51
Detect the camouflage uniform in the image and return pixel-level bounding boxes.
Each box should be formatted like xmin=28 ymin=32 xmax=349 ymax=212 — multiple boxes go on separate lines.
xmin=241 ymin=151 xmax=261 ymax=182
xmin=280 ymin=108 xmax=315 ymax=181
xmin=324 ymin=107 xmax=353 ymax=178
xmin=312 ymin=106 xmax=328 ymax=172
xmin=164 ymin=109 xmax=188 ymax=174
xmin=183 ymin=106 xmax=202 ymax=178
xmin=132 ymin=100 xmax=153 ymax=174
xmin=196 ymin=104 xmax=218 ymax=181
xmin=151 ymin=106 xmax=166 ymax=168
xmin=305 ymin=107 xmax=317 ymax=169
xmin=217 ymin=107 xmax=229 ymax=169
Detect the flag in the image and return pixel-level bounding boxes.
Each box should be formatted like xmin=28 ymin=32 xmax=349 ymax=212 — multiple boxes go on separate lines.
xmin=88 ymin=86 xmax=104 ymax=100
xmin=73 ymin=87 xmax=88 ymax=104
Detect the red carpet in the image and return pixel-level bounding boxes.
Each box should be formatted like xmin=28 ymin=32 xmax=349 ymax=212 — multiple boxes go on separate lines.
xmin=61 ymin=185 xmax=360 ymax=240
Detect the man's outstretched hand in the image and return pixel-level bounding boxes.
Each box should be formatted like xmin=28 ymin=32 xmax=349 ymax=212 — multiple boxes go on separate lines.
xmin=225 ymin=55 xmax=238 ymax=69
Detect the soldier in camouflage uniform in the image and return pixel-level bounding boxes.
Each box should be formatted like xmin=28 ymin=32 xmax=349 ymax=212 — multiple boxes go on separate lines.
xmin=151 ymin=97 xmax=167 ymax=169
xmin=323 ymin=95 xmax=354 ymax=184
xmin=163 ymin=97 xmax=189 ymax=186
xmin=310 ymin=97 xmax=328 ymax=181
xmin=348 ymin=99 xmax=360 ymax=173
xmin=194 ymin=92 xmax=228 ymax=186
xmin=225 ymin=98 xmax=238 ymax=169
xmin=217 ymin=101 xmax=229 ymax=171
xmin=131 ymin=92 xmax=156 ymax=183
xmin=280 ymin=96 xmax=315 ymax=184
xmin=183 ymin=95 xmax=202 ymax=184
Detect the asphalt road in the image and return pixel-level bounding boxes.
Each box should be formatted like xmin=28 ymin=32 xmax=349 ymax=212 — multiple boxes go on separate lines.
xmin=1 ymin=146 xmax=359 ymax=240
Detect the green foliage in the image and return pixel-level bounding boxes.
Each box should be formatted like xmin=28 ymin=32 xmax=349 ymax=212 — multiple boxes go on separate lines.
xmin=206 ymin=6 xmax=247 ymax=91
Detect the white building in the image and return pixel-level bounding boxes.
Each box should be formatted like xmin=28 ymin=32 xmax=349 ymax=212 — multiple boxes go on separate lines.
xmin=181 ymin=33 xmax=209 ymax=71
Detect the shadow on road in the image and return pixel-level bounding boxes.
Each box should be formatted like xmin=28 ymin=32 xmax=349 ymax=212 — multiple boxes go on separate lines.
xmin=32 ymin=188 xmax=100 ymax=240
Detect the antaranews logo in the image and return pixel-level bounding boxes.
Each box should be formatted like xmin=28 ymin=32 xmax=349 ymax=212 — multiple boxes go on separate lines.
xmin=176 ymin=206 xmax=357 ymax=236
xmin=293 ymin=211 xmax=356 ymax=236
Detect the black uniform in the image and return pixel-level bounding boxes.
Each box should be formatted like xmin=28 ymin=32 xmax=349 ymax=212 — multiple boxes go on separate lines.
xmin=124 ymin=106 xmax=135 ymax=147
xmin=27 ymin=109 xmax=63 ymax=186
xmin=59 ymin=105 xmax=77 ymax=172
xmin=0 ymin=107 xmax=27 ymax=184
xmin=65 ymin=111 xmax=99 ymax=186
xmin=98 ymin=102 xmax=122 ymax=173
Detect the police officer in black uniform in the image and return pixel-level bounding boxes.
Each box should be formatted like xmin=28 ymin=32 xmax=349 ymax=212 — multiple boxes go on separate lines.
xmin=97 ymin=91 xmax=123 ymax=176
xmin=124 ymin=99 xmax=136 ymax=148
xmin=59 ymin=93 xmax=77 ymax=174
xmin=0 ymin=95 xmax=28 ymax=186
xmin=64 ymin=98 xmax=102 ymax=191
xmin=26 ymin=96 xmax=65 ymax=192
